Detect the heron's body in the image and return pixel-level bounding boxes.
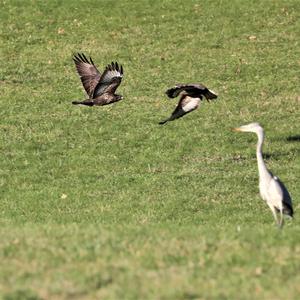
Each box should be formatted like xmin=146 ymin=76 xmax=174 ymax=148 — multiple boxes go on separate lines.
xmin=233 ymin=123 xmax=293 ymax=227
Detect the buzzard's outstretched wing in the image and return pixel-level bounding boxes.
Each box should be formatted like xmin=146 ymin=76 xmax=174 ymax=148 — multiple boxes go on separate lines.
xmin=166 ymin=83 xmax=218 ymax=100
xmin=93 ymin=62 xmax=123 ymax=97
xmin=73 ymin=53 xmax=101 ymax=97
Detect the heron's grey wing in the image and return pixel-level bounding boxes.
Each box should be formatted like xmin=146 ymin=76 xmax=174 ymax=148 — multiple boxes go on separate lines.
xmin=269 ymin=176 xmax=293 ymax=216
xmin=275 ymin=177 xmax=293 ymax=216
xmin=166 ymin=83 xmax=218 ymax=100
xmin=73 ymin=53 xmax=101 ymax=97
xmin=93 ymin=62 xmax=123 ymax=97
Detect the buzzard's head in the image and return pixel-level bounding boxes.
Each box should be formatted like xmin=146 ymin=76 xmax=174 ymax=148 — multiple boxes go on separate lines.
xmin=115 ymin=94 xmax=123 ymax=102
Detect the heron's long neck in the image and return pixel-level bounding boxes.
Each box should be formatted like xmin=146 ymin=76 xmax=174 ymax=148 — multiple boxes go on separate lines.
xmin=256 ymin=131 xmax=269 ymax=179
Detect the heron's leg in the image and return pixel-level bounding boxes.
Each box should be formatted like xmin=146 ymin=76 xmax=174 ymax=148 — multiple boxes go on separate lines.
xmin=267 ymin=203 xmax=278 ymax=226
xmin=279 ymin=209 xmax=284 ymax=228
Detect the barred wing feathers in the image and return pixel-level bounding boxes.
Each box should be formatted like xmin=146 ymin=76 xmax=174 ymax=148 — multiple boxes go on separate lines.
xmin=73 ymin=53 xmax=101 ymax=97
xmin=93 ymin=62 xmax=124 ymax=97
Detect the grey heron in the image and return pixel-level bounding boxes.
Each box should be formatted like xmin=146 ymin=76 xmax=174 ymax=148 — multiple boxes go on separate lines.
xmin=233 ymin=122 xmax=293 ymax=227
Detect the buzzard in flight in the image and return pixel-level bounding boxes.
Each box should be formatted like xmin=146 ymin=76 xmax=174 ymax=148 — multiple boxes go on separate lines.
xmin=159 ymin=83 xmax=218 ymax=125
xmin=72 ymin=53 xmax=124 ymax=106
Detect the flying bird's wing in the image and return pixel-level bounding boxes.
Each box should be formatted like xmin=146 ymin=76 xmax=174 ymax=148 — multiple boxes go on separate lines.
xmin=166 ymin=83 xmax=218 ymax=100
xmin=73 ymin=53 xmax=101 ymax=97
xmin=93 ymin=62 xmax=123 ymax=97
xmin=159 ymin=96 xmax=197 ymax=125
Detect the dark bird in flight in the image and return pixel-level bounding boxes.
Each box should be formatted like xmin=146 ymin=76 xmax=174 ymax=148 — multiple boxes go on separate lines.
xmin=72 ymin=53 xmax=124 ymax=106
xmin=159 ymin=83 xmax=218 ymax=125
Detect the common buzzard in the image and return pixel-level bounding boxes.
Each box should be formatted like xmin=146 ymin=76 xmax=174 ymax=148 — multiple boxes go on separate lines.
xmin=159 ymin=83 xmax=218 ymax=125
xmin=72 ymin=53 xmax=124 ymax=106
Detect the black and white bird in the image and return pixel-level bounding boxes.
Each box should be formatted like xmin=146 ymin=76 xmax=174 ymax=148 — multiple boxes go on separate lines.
xmin=233 ymin=122 xmax=294 ymax=227
xmin=72 ymin=53 xmax=124 ymax=106
xmin=159 ymin=83 xmax=218 ymax=125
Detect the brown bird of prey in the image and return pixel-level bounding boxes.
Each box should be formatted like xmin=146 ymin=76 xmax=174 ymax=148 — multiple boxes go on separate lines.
xmin=72 ymin=53 xmax=124 ymax=106
xmin=159 ymin=83 xmax=218 ymax=125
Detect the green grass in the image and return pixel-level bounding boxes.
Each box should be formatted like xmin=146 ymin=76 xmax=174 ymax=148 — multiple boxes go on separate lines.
xmin=0 ymin=0 xmax=300 ymax=299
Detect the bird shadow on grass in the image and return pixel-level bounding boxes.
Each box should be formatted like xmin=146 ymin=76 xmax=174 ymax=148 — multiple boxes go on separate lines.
xmin=232 ymin=152 xmax=286 ymax=162
xmin=260 ymin=135 xmax=300 ymax=160
xmin=263 ymin=148 xmax=300 ymax=160
xmin=263 ymin=152 xmax=284 ymax=160
xmin=286 ymin=135 xmax=300 ymax=142
xmin=248 ymin=152 xmax=292 ymax=161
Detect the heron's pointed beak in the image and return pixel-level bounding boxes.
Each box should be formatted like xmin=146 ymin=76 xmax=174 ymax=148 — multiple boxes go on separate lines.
xmin=232 ymin=127 xmax=242 ymax=132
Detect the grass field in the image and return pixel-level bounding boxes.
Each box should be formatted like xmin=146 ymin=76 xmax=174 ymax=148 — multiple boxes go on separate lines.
xmin=1 ymin=0 xmax=300 ymax=299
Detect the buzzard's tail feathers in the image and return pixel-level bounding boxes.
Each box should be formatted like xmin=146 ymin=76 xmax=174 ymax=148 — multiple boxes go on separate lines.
xmin=72 ymin=100 xmax=94 ymax=106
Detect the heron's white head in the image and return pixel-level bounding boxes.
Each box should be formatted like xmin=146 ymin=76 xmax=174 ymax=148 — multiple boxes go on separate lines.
xmin=232 ymin=122 xmax=263 ymax=134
